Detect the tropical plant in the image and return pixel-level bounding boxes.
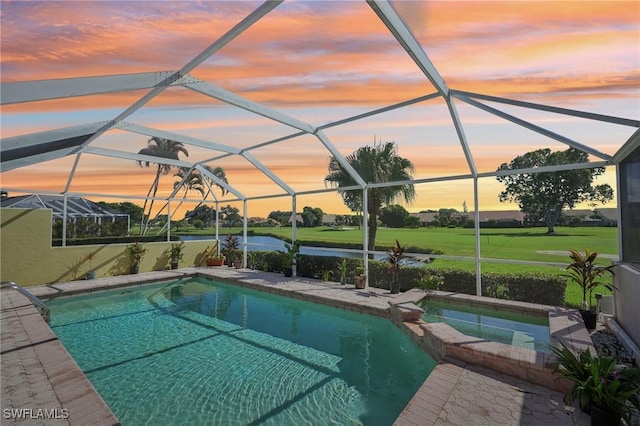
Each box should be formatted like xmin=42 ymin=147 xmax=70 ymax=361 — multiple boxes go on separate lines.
xmin=127 ymin=242 xmax=147 ymax=266
xmin=320 ymin=269 xmax=333 ymax=281
xmin=282 ymin=240 xmax=301 ymax=273
xmin=325 ymin=140 xmax=415 ymax=254
xmin=550 ymin=342 xmax=640 ymax=423
xmin=496 ymin=147 xmax=613 ymax=234
xmin=136 ymin=137 xmax=189 ymax=235
xmin=222 ymin=233 xmax=240 ymax=266
xmin=337 ymin=258 xmax=348 ymax=285
xmin=202 ymin=245 xmax=224 ymax=266
xmin=565 ymin=248 xmax=615 ymax=311
xmin=170 ymin=243 xmax=184 ymax=263
xmin=387 ymin=239 xmax=405 ymax=294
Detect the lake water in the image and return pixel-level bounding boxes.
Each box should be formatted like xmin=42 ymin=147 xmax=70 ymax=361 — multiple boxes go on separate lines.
xmin=180 ymin=235 xmax=385 ymax=261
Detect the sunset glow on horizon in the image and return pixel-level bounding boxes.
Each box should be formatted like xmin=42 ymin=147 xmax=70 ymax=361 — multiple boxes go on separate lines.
xmin=1 ymin=1 xmax=638 ymax=219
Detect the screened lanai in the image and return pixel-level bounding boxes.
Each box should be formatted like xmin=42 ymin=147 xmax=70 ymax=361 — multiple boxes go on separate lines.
xmin=1 ymin=1 xmax=639 ymax=342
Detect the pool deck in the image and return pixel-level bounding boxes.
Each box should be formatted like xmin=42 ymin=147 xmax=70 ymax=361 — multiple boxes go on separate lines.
xmin=1 ymin=268 xmax=590 ymax=425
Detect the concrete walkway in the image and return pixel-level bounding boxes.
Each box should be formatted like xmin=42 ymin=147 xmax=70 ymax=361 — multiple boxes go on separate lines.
xmin=2 ymin=268 xmax=589 ymax=425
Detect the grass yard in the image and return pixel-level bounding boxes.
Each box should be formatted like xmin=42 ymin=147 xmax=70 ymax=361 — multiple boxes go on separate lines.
xmin=177 ymin=225 xmax=618 ymax=308
xmin=211 ymin=225 xmax=618 ymax=261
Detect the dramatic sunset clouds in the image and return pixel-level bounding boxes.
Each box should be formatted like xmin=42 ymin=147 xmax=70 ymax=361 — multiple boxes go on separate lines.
xmin=1 ymin=1 xmax=638 ymax=217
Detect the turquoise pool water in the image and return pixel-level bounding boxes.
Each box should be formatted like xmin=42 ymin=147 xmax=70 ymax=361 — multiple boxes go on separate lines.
xmin=48 ymin=278 xmax=435 ymax=425
xmin=421 ymin=300 xmax=550 ymax=353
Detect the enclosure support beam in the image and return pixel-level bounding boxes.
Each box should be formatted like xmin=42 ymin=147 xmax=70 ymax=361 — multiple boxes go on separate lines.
xmin=363 ymin=187 xmax=369 ymax=288
xmin=292 ymin=195 xmax=297 ymax=277
xmin=62 ymin=195 xmax=68 ymax=247
xmin=474 ymin=177 xmax=482 ymax=296
xmin=243 ymin=200 xmax=248 ymax=268
xmin=215 ymin=201 xmax=220 ymax=255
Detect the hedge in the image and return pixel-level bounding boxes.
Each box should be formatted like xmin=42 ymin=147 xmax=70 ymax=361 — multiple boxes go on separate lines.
xmin=245 ymin=251 xmax=566 ymax=306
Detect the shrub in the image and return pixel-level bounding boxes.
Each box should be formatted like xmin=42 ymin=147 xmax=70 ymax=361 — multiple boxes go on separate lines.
xmin=244 ymin=251 xmax=566 ymax=306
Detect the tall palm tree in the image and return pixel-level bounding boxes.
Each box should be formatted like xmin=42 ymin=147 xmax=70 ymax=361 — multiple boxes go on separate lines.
xmin=325 ymin=141 xmax=415 ymax=253
xmin=199 ymin=164 xmax=228 ymax=199
xmin=136 ymin=137 xmax=189 ymax=235
xmin=154 ymin=164 xmax=229 ymax=234
xmin=153 ymin=167 xmax=205 ymax=234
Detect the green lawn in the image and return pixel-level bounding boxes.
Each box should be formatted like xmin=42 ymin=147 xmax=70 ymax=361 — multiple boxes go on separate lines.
xmin=176 ymin=225 xmax=618 ymax=308
xmin=212 ymin=225 xmax=618 ymax=260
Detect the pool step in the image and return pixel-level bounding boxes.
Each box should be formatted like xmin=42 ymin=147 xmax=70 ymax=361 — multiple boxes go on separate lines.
xmin=512 ymin=331 xmax=535 ymax=350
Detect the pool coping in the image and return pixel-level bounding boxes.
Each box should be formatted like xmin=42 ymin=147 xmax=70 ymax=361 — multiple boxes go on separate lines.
xmin=3 ymin=269 xmax=592 ymax=426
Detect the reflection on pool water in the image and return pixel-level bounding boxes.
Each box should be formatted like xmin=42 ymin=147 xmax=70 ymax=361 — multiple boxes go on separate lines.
xmin=421 ymin=299 xmax=550 ymax=353
xmin=48 ymin=278 xmax=435 ymax=425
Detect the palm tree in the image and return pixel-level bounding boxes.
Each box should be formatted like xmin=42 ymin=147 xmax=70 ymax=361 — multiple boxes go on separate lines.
xmin=199 ymin=164 xmax=228 ymax=199
xmin=136 ymin=137 xmax=189 ymax=235
xmin=153 ymin=167 xmax=205 ymax=234
xmin=153 ymin=164 xmax=229 ymax=234
xmin=325 ymin=140 xmax=415 ymax=253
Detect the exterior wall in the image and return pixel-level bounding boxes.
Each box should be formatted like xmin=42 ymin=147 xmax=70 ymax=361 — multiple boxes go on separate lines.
xmin=0 ymin=208 xmax=215 ymax=287
xmin=613 ymin=262 xmax=640 ymax=348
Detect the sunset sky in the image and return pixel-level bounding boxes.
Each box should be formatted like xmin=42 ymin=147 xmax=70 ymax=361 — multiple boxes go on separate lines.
xmin=1 ymin=1 xmax=638 ymax=219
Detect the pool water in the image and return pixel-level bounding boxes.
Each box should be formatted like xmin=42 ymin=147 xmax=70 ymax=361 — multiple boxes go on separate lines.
xmin=48 ymin=278 xmax=435 ymax=425
xmin=421 ymin=300 xmax=550 ymax=353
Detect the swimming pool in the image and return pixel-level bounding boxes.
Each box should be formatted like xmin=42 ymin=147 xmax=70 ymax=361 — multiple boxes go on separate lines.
xmin=421 ymin=299 xmax=550 ymax=353
xmin=48 ymin=278 xmax=435 ymax=425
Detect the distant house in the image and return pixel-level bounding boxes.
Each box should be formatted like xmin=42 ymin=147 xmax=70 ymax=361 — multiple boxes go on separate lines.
xmin=594 ymin=208 xmax=618 ymax=226
xmin=476 ymin=210 xmax=525 ymax=226
xmin=0 ymin=194 xmax=129 ymax=225
xmin=287 ymin=214 xmax=303 ymax=225
xmin=563 ymin=208 xmax=618 ymax=226
xmin=322 ymin=214 xmax=337 ymax=226
xmin=563 ymin=209 xmax=594 ymax=223
xmin=0 ymin=194 xmax=130 ymax=237
xmin=248 ymin=217 xmax=278 ymax=227
xmin=412 ymin=212 xmax=438 ymax=226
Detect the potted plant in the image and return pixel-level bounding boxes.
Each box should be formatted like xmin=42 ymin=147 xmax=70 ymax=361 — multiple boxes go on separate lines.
xmin=550 ymin=342 xmax=640 ymax=425
xmin=85 ymin=252 xmax=96 ymax=279
xmin=353 ymin=265 xmax=366 ymax=289
xmin=204 ymin=246 xmax=225 ymax=266
xmin=127 ymin=242 xmax=147 ymax=274
xmin=337 ymin=258 xmax=348 ymax=285
xmin=281 ymin=240 xmax=301 ymax=277
xmin=222 ymin=234 xmax=240 ymax=267
xmin=564 ymin=248 xmax=615 ymax=330
xmin=387 ymin=239 xmax=405 ymax=294
xmin=169 ymin=243 xmax=184 ymax=270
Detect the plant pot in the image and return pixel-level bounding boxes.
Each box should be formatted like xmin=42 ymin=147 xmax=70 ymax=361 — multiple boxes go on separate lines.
xmin=130 ymin=265 xmax=139 ymax=274
xmin=170 ymin=261 xmax=179 ymax=270
xmin=590 ymin=405 xmax=621 ymax=426
xmin=206 ymin=258 xmax=224 ymax=267
xmin=86 ymin=271 xmax=96 ymax=280
xmin=283 ymin=268 xmax=293 ymax=277
xmin=390 ymin=281 xmax=400 ymax=294
xmin=580 ymin=309 xmax=597 ymax=330
xmin=354 ymin=275 xmax=366 ymax=289
xmin=234 ymin=260 xmax=242 ymax=269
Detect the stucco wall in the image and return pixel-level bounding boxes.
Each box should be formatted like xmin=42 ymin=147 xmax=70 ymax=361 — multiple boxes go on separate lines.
xmin=0 ymin=208 xmax=216 ymax=287
xmin=613 ymin=262 xmax=640 ymax=348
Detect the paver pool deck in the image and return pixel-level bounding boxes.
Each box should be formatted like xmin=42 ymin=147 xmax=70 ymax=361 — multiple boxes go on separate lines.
xmin=1 ymin=268 xmax=590 ymax=425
